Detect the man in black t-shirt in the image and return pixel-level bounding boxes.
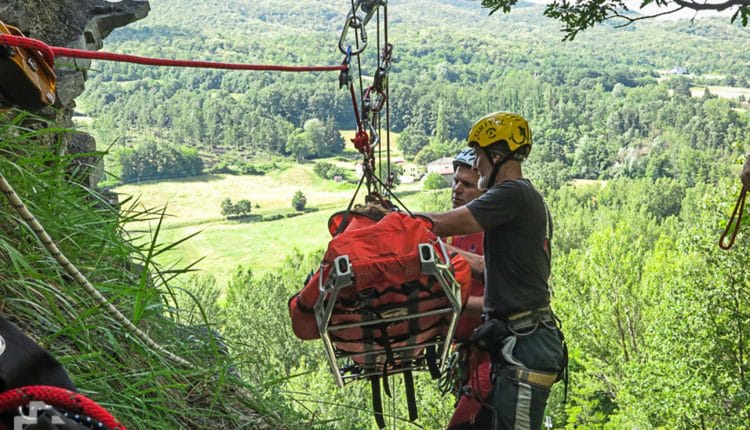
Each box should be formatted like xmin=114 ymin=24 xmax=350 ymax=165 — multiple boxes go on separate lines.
xmin=423 ymin=112 xmax=566 ymax=430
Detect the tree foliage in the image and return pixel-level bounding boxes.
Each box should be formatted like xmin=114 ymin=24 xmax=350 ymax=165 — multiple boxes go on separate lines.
xmin=477 ymin=0 xmax=750 ymax=40
xmin=291 ymin=190 xmax=307 ymax=211
xmin=115 ymin=140 xmax=204 ymax=182
xmin=423 ymin=172 xmax=451 ymax=190
xmin=220 ymin=197 xmax=252 ymax=218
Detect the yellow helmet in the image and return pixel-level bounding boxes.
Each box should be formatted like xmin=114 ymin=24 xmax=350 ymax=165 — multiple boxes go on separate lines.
xmin=467 ymin=112 xmax=532 ymax=157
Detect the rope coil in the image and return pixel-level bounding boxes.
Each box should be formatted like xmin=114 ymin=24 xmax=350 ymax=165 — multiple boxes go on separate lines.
xmin=0 ymin=385 xmax=125 ymax=430
xmin=719 ymin=188 xmax=747 ymax=250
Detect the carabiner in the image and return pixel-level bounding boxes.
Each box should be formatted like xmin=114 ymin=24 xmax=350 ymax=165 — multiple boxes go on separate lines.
xmin=338 ymin=14 xmax=368 ymax=55
xmin=363 ymin=86 xmax=386 ymax=113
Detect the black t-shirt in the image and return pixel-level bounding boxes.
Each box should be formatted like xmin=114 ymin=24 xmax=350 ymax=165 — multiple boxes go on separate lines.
xmin=466 ymin=178 xmax=551 ymax=316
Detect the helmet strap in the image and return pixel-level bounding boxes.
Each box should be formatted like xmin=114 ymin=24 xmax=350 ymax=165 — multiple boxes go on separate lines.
xmin=484 ymin=148 xmax=515 ymax=188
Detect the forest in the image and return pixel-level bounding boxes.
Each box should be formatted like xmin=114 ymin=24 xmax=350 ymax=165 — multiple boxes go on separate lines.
xmin=67 ymin=0 xmax=750 ymax=428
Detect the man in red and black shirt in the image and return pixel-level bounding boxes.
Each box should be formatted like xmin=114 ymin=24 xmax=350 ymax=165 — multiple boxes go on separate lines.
xmin=444 ymin=148 xmax=492 ymax=429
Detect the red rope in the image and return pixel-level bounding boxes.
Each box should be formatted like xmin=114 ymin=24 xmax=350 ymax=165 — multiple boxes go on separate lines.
xmin=0 ymin=34 xmax=346 ymax=72
xmin=0 ymin=385 xmax=125 ymax=429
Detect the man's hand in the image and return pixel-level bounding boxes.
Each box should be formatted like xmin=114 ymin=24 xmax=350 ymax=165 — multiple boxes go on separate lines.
xmin=741 ymin=154 xmax=750 ymax=190
xmin=420 ymin=207 xmax=483 ymax=238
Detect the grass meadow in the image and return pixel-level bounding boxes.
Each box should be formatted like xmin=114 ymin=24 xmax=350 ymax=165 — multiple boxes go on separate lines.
xmin=115 ymin=156 xmax=426 ymax=287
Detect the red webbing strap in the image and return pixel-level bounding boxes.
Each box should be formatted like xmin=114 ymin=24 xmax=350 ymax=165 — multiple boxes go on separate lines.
xmin=0 ymin=34 xmax=346 ymax=72
xmin=0 ymin=385 xmax=126 ymax=430
xmin=719 ymin=188 xmax=747 ymax=250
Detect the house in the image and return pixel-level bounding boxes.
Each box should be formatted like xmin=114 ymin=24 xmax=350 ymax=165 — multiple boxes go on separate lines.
xmin=426 ymin=156 xmax=454 ymax=184
xmin=666 ymin=67 xmax=688 ymax=75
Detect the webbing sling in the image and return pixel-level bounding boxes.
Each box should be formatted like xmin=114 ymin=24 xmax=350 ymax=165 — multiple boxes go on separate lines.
xmin=371 ymin=376 xmax=386 ymax=429
xmin=403 ymin=370 xmax=418 ymax=422
xmin=426 ymin=345 xmax=441 ymax=379
xmin=369 ymin=372 xmax=419 ymax=429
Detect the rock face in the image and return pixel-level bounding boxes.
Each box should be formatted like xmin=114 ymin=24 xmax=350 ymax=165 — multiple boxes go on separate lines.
xmin=0 ymin=0 xmax=150 ymax=187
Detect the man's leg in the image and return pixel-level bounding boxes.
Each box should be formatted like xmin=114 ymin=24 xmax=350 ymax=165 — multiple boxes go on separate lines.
xmin=491 ymin=326 xmax=564 ymax=430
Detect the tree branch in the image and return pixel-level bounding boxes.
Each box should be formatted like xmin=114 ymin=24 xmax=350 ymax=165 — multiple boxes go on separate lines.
xmin=611 ymin=6 xmax=686 ymax=26
xmin=673 ymin=0 xmax=750 ymax=11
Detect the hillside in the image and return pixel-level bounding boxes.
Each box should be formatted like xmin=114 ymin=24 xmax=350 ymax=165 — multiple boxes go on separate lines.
xmin=78 ymin=0 xmax=750 ymax=192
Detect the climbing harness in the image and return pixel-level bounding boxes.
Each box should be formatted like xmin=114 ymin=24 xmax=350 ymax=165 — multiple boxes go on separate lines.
xmin=719 ymin=187 xmax=746 ymax=250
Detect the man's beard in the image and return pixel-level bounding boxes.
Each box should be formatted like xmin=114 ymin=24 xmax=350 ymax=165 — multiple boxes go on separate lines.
xmin=477 ymin=173 xmax=490 ymax=191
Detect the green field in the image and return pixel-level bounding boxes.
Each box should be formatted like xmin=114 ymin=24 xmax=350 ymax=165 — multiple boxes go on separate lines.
xmin=115 ymin=164 xmax=425 ymax=287
xmin=690 ymin=85 xmax=750 ymax=100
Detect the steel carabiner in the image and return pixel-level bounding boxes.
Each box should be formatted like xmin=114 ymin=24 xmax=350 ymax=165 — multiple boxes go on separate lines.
xmin=338 ymin=14 xmax=368 ymax=55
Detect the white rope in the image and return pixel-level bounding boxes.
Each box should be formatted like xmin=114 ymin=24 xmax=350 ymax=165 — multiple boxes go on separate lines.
xmin=0 ymin=171 xmax=193 ymax=368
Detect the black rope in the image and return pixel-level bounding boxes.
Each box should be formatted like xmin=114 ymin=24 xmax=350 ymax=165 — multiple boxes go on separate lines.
xmin=384 ymin=3 xmax=391 ymax=197
xmin=362 ymin=163 xmax=413 ymax=217
xmin=334 ymin=170 xmax=369 ymax=236
xmin=377 ymin=10 xmax=383 ymax=195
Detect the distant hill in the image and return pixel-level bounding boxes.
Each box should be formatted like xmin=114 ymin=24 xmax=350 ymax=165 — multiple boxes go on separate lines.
xmin=79 ymin=0 xmax=750 ymax=188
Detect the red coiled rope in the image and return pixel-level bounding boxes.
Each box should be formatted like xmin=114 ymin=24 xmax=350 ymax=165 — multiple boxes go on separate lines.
xmin=0 ymin=385 xmax=125 ymax=430
xmin=0 ymin=34 xmax=346 ymax=72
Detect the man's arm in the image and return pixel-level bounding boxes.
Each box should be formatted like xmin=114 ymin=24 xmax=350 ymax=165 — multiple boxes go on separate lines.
xmin=421 ymin=206 xmax=483 ymax=238
xmin=742 ymin=154 xmax=750 ymax=190
xmin=445 ymin=243 xmax=484 ymax=279
xmin=463 ymin=295 xmax=484 ymax=318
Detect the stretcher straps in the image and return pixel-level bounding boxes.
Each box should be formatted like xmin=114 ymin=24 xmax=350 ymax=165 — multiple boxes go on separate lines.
xmin=403 ymin=370 xmax=418 ymax=422
xmin=370 ymin=376 xmax=386 ymax=429
xmin=426 ymin=345 xmax=441 ymax=379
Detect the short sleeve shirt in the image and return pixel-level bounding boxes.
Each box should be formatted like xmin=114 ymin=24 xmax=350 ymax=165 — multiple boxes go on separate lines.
xmin=466 ymin=179 xmax=551 ymax=316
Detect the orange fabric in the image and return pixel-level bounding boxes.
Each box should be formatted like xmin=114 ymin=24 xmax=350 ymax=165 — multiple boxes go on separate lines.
xmin=451 ymin=232 xmax=485 ymax=341
xmin=447 ymin=232 xmax=491 ymax=428
xmin=289 ymin=212 xmax=472 ymax=353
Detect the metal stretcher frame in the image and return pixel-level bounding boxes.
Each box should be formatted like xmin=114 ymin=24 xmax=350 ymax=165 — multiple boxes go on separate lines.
xmin=313 ymin=240 xmax=463 ymax=387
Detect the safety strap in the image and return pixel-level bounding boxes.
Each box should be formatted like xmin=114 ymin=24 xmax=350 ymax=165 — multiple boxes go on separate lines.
xmin=425 ymin=344 xmax=441 ymax=379
xmin=719 ymin=188 xmax=746 ymax=250
xmin=369 ymin=371 xmax=419 ymax=428
xmin=403 ymin=370 xmax=418 ymax=422
xmin=370 ymin=376 xmax=386 ymax=429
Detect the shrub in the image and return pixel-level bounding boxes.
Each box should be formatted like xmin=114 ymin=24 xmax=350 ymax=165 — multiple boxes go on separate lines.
xmin=292 ymin=190 xmax=307 ymax=211
xmin=313 ymin=162 xmax=348 ymax=180
xmin=220 ymin=197 xmax=252 ymax=217
xmin=423 ymin=172 xmax=450 ymax=190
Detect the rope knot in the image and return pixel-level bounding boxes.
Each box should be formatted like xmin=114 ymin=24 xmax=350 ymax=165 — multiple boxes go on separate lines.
xmin=352 ymin=130 xmax=370 ymax=154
